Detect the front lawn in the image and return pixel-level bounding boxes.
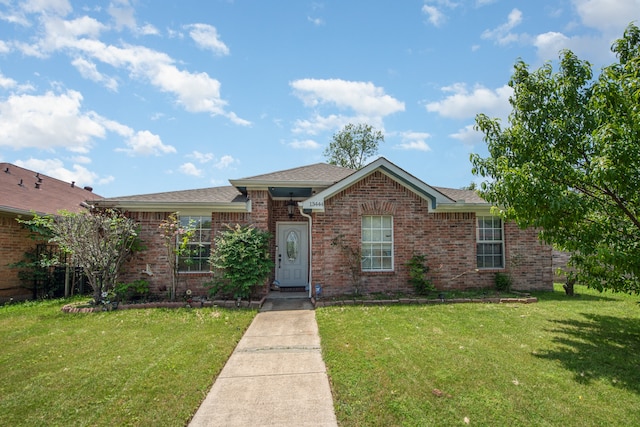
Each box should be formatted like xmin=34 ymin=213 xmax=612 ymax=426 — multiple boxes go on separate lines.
xmin=0 ymin=299 xmax=256 ymax=426
xmin=317 ymin=285 xmax=640 ymax=426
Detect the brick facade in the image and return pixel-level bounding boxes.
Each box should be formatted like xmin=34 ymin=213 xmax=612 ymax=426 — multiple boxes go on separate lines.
xmin=101 ymin=161 xmax=554 ymax=300
xmin=0 ymin=213 xmax=35 ymax=301
xmin=309 ymin=172 xmax=553 ymax=297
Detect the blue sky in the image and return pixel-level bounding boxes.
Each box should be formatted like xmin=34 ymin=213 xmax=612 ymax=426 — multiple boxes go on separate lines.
xmin=1 ymin=0 xmax=638 ymax=197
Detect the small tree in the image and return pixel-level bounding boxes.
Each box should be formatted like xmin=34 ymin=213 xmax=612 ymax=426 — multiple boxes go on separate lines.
xmin=331 ymin=234 xmax=364 ymax=295
xmin=22 ymin=209 xmax=141 ymax=303
xmin=208 ymin=224 xmax=274 ymax=300
xmin=406 ymin=254 xmax=434 ymax=295
xmin=159 ymin=213 xmax=197 ymax=301
xmin=324 ymin=123 xmax=384 ymax=169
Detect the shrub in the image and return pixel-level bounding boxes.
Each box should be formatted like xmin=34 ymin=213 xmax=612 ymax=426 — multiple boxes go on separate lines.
xmin=207 ymin=224 xmax=274 ymax=300
xmin=406 ymin=254 xmax=434 ymax=295
xmin=495 ymin=272 xmax=512 ymax=292
xmin=114 ymin=279 xmax=149 ymax=302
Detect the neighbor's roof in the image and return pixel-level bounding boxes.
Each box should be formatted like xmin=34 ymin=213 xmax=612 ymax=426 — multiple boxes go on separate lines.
xmin=0 ymin=163 xmax=102 ymax=216
xmin=229 ymin=162 xmax=355 ymax=187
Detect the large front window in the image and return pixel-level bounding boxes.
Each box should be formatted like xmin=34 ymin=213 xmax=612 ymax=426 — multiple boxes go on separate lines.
xmin=361 ymin=215 xmax=393 ymax=271
xmin=477 ymin=216 xmax=504 ymax=269
xmin=178 ymin=216 xmax=211 ymax=272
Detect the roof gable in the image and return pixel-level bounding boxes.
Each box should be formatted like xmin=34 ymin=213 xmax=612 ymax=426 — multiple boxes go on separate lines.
xmin=0 ymin=163 xmax=102 ymax=216
xmin=301 ymin=157 xmax=466 ymax=212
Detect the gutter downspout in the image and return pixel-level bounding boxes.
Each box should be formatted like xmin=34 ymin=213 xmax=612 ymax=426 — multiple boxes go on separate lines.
xmin=299 ymin=207 xmax=313 ymax=299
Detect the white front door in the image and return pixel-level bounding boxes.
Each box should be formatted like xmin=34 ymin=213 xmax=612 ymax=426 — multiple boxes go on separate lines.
xmin=276 ymin=222 xmax=308 ymax=287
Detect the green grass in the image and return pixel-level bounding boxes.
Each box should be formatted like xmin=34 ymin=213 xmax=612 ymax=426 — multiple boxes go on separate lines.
xmin=317 ymin=285 xmax=640 ymax=426
xmin=0 ymin=299 xmax=256 ymax=426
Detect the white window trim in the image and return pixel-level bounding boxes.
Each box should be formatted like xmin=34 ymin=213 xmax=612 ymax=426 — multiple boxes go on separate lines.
xmin=476 ymin=215 xmax=505 ymax=269
xmin=361 ymin=215 xmax=394 ymax=272
xmin=178 ymin=215 xmax=212 ymax=273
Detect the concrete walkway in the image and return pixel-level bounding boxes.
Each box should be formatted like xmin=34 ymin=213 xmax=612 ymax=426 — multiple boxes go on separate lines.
xmin=189 ymin=295 xmax=338 ymax=427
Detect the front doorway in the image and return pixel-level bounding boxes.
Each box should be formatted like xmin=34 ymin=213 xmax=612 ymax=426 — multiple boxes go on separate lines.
xmin=275 ymin=222 xmax=309 ymax=288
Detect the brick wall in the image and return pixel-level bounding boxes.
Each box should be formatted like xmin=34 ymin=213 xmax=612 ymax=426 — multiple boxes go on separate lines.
xmin=120 ymin=204 xmax=270 ymax=299
xmin=310 ymin=172 xmax=553 ymax=297
xmin=0 ymin=213 xmax=34 ymax=302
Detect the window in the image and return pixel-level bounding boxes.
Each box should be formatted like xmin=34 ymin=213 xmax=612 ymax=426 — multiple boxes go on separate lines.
xmin=477 ymin=216 xmax=504 ymax=269
xmin=178 ymin=216 xmax=211 ymax=272
xmin=361 ymin=215 xmax=393 ymax=271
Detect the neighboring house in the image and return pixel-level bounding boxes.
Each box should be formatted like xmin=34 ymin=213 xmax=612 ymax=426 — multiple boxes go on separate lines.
xmin=92 ymin=157 xmax=553 ymax=299
xmin=0 ymin=163 xmax=102 ymax=302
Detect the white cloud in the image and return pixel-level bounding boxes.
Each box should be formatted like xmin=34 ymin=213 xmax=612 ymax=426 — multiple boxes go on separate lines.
xmin=395 ymin=131 xmax=432 ymax=151
xmin=71 ymin=155 xmax=91 ymax=164
xmin=289 ymin=139 xmax=321 ymax=149
xmin=291 ymin=79 xmax=404 ymax=117
xmin=422 ymin=0 xmax=459 ymax=27
xmin=290 ymin=79 xmax=404 ymax=135
xmin=107 ymin=0 xmax=157 ymax=35
xmin=71 ymin=57 xmax=118 ymax=91
xmin=307 ymin=16 xmax=324 ymax=26
xmin=0 ymin=89 xmax=173 ymax=156
xmin=0 ymin=40 xmax=10 ymax=53
xmin=187 ymin=150 xmax=215 ymax=163
xmin=422 ymin=5 xmax=445 ymax=27
xmin=214 ymin=155 xmax=237 ymax=169
xmin=450 ymin=124 xmax=483 ymax=146
xmin=0 ymin=73 xmax=17 ymax=89
xmin=533 ymin=30 xmax=614 ymax=63
xmin=533 ymin=31 xmax=571 ymax=60
xmin=178 ymin=162 xmax=202 ymax=177
xmin=22 ymin=0 xmax=72 ymax=16
xmin=185 ymin=23 xmax=229 ymax=56
xmin=426 ymin=83 xmax=512 ymax=120
xmin=0 ymin=90 xmax=104 ymax=151
xmin=117 ymin=130 xmax=176 ymax=156
xmin=14 ymin=157 xmax=99 ymax=187
xmin=13 ymin=8 xmax=248 ymax=125
xmin=481 ymin=8 xmax=523 ymax=45
xmin=292 ymin=113 xmax=351 ymax=135
xmin=573 ymin=0 xmax=640 ymax=33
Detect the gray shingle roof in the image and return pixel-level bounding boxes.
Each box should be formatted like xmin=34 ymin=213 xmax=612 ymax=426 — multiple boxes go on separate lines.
xmin=234 ymin=163 xmax=355 ymax=184
xmin=433 ymin=187 xmax=487 ymax=204
xmin=92 ymin=186 xmax=245 ymax=205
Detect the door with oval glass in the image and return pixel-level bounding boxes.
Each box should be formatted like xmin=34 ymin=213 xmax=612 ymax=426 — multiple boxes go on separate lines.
xmin=276 ymin=222 xmax=308 ymax=288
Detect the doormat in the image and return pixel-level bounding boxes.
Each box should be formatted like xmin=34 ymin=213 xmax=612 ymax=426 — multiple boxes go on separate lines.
xmin=279 ymin=286 xmax=307 ymax=292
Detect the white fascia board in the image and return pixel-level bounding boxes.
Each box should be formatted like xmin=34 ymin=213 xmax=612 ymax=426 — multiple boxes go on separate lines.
xmin=92 ymin=201 xmax=249 ymax=215
xmin=434 ymin=203 xmax=493 ymax=213
xmin=228 ymin=179 xmax=337 ymax=189
xmin=302 ymin=157 xmax=455 ymax=212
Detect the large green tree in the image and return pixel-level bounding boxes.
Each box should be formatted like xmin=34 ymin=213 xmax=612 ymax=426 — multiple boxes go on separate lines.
xmin=471 ymin=24 xmax=640 ymax=294
xmin=324 ymin=123 xmax=384 ymax=169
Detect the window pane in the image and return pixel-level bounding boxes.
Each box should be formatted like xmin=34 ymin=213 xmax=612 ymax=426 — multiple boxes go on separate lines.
xmin=382 ymin=216 xmax=392 ymax=228
xmin=372 ymin=216 xmax=382 ymax=228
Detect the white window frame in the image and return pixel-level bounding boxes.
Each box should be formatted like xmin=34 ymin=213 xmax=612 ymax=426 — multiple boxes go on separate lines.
xmin=476 ymin=215 xmax=505 ymax=269
xmin=178 ymin=215 xmax=212 ymax=272
xmin=361 ymin=215 xmax=394 ymax=272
